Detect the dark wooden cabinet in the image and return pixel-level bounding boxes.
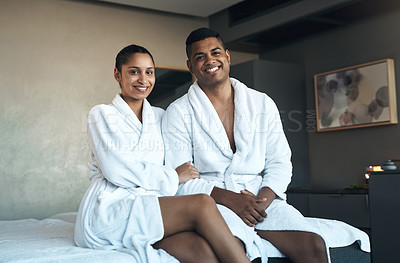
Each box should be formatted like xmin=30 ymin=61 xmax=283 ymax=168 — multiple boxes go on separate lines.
xmin=287 ymin=189 xmax=370 ymax=231
xmin=369 ymin=173 xmax=400 ymax=263
xmin=288 ymin=175 xmax=400 ymax=263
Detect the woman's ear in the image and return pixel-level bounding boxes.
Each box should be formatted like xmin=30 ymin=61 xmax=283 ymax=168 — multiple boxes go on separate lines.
xmin=114 ymin=68 xmax=121 ymax=83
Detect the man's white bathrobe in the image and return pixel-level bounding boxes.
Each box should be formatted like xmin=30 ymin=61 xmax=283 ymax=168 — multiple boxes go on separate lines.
xmin=162 ymin=78 xmax=370 ymax=261
xmin=74 ymin=94 xmax=264 ymax=262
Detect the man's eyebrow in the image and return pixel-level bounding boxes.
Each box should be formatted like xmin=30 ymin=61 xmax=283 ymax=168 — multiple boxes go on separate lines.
xmin=211 ymin=47 xmax=221 ymax=52
xmin=193 ymin=47 xmax=221 ymax=57
xmin=193 ymin=51 xmax=205 ymax=57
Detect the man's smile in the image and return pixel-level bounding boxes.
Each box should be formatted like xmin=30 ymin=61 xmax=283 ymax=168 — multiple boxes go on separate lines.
xmin=205 ymin=66 xmax=220 ymax=73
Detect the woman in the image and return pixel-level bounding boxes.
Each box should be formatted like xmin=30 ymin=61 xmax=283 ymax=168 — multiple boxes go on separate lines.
xmin=74 ymin=44 xmax=251 ymax=263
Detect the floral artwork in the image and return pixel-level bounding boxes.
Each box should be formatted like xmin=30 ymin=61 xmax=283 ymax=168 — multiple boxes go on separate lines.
xmin=314 ymin=59 xmax=397 ymax=132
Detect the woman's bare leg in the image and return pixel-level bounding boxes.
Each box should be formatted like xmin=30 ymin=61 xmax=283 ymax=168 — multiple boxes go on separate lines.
xmin=153 ymin=231 xmax=219 ymax=263
xmin=158 ymin=194 xmax=250 ymax=263
xmin=257 ymin=230 xmax=328 ymax=263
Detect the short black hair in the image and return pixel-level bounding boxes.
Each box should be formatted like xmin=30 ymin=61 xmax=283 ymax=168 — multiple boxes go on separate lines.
xmin=185 ymin=27 xmax=226 ymax=59
xmin=115 ymin=44 xmax=155 ymax=72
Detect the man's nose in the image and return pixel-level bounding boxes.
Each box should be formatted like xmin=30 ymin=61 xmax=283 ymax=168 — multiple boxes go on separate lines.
xmin=205 ymin=55 xmax=216 ymax=65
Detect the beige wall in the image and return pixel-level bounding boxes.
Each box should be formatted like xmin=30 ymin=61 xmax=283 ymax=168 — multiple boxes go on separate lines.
xmin=0 ymin=0 xmax=256 ymax=220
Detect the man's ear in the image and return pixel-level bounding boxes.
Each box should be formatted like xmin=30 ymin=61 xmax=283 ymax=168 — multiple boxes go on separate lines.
xmin=226 ymin=49 xmax=231 ymax=65
xmin=114 ymin=68 xmax=121 ymax=83
xmin=186 ymin=60 xmax=193 ymax=73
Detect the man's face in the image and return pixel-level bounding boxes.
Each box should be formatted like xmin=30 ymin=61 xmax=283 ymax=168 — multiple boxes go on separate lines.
xmin=187 ymin=37 xmax=231 ymax=89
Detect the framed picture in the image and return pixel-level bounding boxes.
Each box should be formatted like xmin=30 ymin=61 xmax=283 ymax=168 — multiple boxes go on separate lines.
xmin=314 ymin=59 xmax=398 ymax=132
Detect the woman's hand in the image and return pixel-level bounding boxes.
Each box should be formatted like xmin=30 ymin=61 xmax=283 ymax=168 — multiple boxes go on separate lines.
xmin=175 ymin=161 xmax=200 ymax=184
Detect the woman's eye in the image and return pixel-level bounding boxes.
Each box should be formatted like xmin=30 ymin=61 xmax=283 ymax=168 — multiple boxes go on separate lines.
xmin=129 ymin=70 xmax=138 ymax=75
xmin=146 ymin=71 xmax=154 ymax=75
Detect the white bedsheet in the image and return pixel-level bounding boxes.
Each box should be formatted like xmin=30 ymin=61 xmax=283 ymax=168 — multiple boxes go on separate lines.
xmin=0 ymin=212 xmax=369 ymax=262
xmin=0 ymin=212 xmax=135 ymax=263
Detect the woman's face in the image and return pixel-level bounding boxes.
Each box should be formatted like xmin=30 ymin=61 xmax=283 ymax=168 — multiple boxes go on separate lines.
xmin=114 ymin=53 xmax=155 ymax=102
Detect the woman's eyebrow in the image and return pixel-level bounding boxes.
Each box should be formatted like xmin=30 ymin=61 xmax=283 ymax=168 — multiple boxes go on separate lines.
xmin=127 ymin=66 xmax=154 ymax=69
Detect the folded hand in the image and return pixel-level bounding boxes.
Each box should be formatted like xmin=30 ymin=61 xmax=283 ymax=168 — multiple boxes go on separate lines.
xmin=228 ymin=189 xmax=268 ymax=227
xmin=175 ymin=161 xmax=200 ymax=184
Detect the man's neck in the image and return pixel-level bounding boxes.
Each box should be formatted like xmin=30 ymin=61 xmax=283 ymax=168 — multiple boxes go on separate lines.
xmin=200 ymin=78 xmax=233 ymax=107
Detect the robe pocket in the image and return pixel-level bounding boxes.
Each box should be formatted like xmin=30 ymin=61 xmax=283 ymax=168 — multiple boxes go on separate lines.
xmin=91 ymin=189 xmax=133 ymax=236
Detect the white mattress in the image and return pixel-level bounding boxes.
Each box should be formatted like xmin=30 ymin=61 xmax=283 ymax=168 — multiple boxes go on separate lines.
xmin=0 ymin=212 xmax=135 ymax=263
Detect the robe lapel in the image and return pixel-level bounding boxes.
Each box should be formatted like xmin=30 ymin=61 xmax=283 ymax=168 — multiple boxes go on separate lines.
xmin=188 ymin=82 xmax=233 ymax=158
xmin=188 ymin=79 xmax=258 ymax=191
xmin=140 ymin=99 xmax=162 ymax=149
xmin=224 ymin=78 xmax=257 ymax=191
xmin=112 ymin=94 xmax=142 ymax=138
xmin=112 ymin=94 xmax=161 ymax=152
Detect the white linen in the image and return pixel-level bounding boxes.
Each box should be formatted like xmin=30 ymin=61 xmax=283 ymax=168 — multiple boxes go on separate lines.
xmin=74 ymin=94 xmax=180 ymax=262
xmin=0 ymin=212 xmax=369 ymax=263
xmin=0 ymin=213 xmax=136 ymax=263
xmin=162 ymin=78 xmax=370 ymax=261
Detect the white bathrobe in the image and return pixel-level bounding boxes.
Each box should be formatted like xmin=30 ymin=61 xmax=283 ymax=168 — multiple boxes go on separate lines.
xmin=162 ymin=78 xmax=370 ymax=261
xmin=74 ymin=93 xmax=265 ymax=262
xmin=74 ymin=94 xmax=180 ymax=262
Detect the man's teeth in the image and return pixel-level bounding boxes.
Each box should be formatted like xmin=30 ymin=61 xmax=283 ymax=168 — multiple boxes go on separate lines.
xmin=206 ymin=67 xmax=219 ymax=72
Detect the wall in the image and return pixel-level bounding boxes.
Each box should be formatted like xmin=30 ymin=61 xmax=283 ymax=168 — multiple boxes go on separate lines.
xmin=0 ymin=0 xmax=208 ymax=220
xmin=260 ymin=9 xmax=400 ymax=189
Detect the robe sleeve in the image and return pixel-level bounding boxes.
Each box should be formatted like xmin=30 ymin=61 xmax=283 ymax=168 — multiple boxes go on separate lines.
xmin=261 ymin=97 xmax=292 ymax=200
xmin=162 ymin=103 xmax=216 ymax=195
xmin=88 ymin=106 xmax=179 ymax=196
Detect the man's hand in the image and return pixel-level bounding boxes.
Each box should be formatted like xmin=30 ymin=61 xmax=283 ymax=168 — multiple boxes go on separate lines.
xmin=240 ymin=189 xmax=270 ymax=217
xmin=211 ymin=187 xmax=268 ymax=227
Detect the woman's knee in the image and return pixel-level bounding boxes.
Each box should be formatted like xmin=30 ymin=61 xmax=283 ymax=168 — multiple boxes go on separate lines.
xmin=191 ymin=194 xmax=217 ymax=214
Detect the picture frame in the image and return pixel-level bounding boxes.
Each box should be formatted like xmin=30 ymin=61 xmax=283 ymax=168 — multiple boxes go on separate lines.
xmin=314 ymin=59 xmax=398 ymax=132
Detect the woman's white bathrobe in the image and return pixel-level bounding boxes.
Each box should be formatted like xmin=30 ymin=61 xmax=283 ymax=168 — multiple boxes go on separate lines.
xmin=74 ymin=93 xmax=265 ymax=262
xmin=74 ymin=94 xmax=180 ymax=262
xmin=162 ymin=78 xmax=370 ymax=261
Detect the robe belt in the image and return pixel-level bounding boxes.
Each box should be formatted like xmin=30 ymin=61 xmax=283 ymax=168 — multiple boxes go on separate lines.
xmin=201 ymin=173 xmax=262 ymax=194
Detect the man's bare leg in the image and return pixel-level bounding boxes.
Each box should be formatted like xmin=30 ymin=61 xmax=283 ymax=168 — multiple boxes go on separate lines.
xmin=257 ymin=230 xmax=328 ymax=263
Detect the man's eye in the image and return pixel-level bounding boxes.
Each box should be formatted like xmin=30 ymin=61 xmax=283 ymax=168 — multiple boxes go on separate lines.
xmin=195 ymin=55 xmax=204 ymax=60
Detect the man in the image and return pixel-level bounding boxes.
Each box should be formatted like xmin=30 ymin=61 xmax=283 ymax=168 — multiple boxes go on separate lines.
xmin=162 ymin=27 xmax=366 ymax=262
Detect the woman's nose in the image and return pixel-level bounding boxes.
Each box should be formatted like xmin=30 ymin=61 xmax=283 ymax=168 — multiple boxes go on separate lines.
xmin=137 ymin=72 xmax=148 ymax=83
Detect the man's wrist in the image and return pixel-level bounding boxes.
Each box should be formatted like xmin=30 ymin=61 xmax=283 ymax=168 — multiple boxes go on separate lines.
xmin=258 ymin=187 xmax=276 ymax=204
xmin=210 ymin=186 xmax=234 ymax=206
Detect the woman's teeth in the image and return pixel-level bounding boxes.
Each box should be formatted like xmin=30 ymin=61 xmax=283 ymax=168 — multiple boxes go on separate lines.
xmin=135 ymin=86 xmax=148 ymax=92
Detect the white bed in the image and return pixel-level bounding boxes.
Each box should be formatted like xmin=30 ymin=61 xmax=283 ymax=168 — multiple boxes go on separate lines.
xmin=0 ymin=212 xmax=136 ymax=263
xmin=0 ymin=212 xmax=370 ymax=263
